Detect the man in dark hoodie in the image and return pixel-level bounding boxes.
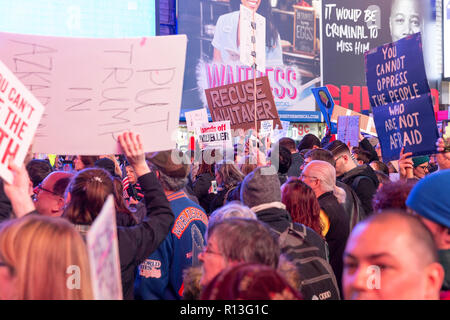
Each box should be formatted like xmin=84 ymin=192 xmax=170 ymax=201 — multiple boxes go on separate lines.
xmin=240 ymin=166 xmax=341 ymax=300
xmin=279 ymin=137 xmax=304 ymax=177
xmin=324 ymin=140 xmax=379 ymax=217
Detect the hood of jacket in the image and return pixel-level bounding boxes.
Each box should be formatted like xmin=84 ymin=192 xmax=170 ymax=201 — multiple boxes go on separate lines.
xmin=338 ymin=164 xmax=379 ymax=189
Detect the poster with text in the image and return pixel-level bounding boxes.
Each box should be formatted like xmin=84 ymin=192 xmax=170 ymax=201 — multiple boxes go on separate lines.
xmin=0 ymin=32 xmax=187 ymax=155
xmin=205 ymin=76 xmax=282 ymax=131
xmin=87 ymin=195 xmax=122 ymax=300
xmin=0 ymin=59 xmax=45 ymax=183
xmin=198 ymin=120 xmax=233 ymax=151
xmin=322 ymin=0 xmax=439 ymax=113
xmin=178 ymin=0 xmax=321 ymax=120
xmin=365 ymin=33 xmax=438 ymax=161
xmin=337 ymin=115 xmax=360 ymax=147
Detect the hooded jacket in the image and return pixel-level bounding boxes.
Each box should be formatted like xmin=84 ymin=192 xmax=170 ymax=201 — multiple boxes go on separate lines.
xmin=338 ymin=164 xmax=379 ymax=216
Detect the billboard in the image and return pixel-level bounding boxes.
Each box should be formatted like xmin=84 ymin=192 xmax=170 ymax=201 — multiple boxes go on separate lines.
xmin=322 ymin=0 xmax=440 ymax=113
xmin=177 ymin=0 xmax=322 ymax=121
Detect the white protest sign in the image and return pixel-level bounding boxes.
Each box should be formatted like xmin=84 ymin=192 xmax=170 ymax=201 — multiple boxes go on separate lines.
xmin=0 ymin=60 xmax=45 ymax=183
xmin=198 ymin=120 xmax=232 ymax=151
xmin=239 ymin=5 xmax=266 ymax=73
xmin=260 ymin=119 xmax=273 ymax=136
xmin=272 ymin=120 xmax=290 ymax=143
xmin=185 ymin=108 xmax=209 ymax=133
xmin=86 ymin=195 xmax=122 ymax=300
xmin=337 ymin=115 xmax=360 ymax=147
xmin=0 ymin=32 xmax=187 ymax=155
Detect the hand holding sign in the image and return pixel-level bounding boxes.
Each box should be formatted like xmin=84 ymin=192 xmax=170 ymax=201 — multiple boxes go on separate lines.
xmin=436 ymin=138 xmax=450 ymax=170
xmin=3 ymin=161 xmax=35 ymax=218
xmin=398 ymin=148 xmax=414 ymax=180
xmin=118 ymin=132 xmax=150 ymax=178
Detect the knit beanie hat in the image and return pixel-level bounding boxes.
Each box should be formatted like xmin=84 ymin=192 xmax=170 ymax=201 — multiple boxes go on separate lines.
xmin=240 ymin=166 xmax=281 ymax=209
xmin=406 ymin=169 xmax=450 ymax=228
xmin=412 ymin=155 xmax=430 ymax=168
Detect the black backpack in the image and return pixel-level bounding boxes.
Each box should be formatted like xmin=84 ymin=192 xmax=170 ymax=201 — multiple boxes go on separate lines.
xmin=274 ymin=223 xmax=341 ymax=300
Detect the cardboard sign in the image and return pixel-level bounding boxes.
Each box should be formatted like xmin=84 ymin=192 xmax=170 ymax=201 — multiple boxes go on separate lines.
xmin=198 ymin=120 xmax=232 ymax=151
xmin=365 ymin=33 xmax=438 ymax=161
xmin=239 ymin=5 xmax=266 ymax=73
xmin=205 ymin=76 xmax=281 ymax=131
xmin=185 ymin=108 xmax=209 ymax=133
xmin=0 ymin=32 xmax=187 ymax=155
xmin=0 ymin=59 xmax=45 ymax=183
xmin=331 ymin=105 xmax=377 ymax=137
xmin=337 ymin=115 xmax=360 ymax=147
xmin=86 ymin=195 xmax=122 ymax=300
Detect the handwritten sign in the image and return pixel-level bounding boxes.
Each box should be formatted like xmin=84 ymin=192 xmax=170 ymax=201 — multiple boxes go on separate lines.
xmin=331 ymin=105 xmax=376 ymax=136
xmin=239 ymin=4 xmax=266 ymax=73
xmin=0 ymin=60 xmax=45 ymax=183
xmin=185 ymin=108 xmax=209 ymax=133
xmin=205 ymin=76 xmax=281 ymax=131
xmin=198 ymin=120 xmax=232 ymax=151
xmin=293 ymin=6 xmax=317 ymax=55
xmin=260 ymin=120 xmax=273 ymax=136
xmin=86 ymin=195 xmax=122 ymax=300
xmin=365 ymin=33 xmax=438 ymax=162
xmin=0 ymin=32 xmax=187 ymax=155
xmin=337 ymin=115 xmax=360 ymax=147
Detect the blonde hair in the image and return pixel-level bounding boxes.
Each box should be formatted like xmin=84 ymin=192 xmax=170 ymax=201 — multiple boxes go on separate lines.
xmin=0 ymin=215 xmax=93 ymax=300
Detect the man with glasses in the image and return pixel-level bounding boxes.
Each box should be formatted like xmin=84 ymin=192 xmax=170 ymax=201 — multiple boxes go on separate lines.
xmin=324 ymin=140 xmax=379 ymax=217
xmin=34 ymin=171 xmax=74 ymax=217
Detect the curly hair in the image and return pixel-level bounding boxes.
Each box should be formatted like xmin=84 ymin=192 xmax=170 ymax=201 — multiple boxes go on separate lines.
xmin=372 ymin=179 xmax=418 ymax=212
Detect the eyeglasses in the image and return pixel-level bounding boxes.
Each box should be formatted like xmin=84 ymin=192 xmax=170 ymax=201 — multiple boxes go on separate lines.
xmin=201 ymin=246 xmax=222 ymax=257
xmin=34 ymin=184 xmax=60 ymax=197
xmin=417 ymin=165 xmax=429 ymax=171
xmin=300 ymin=173 xmax=318 ymax=181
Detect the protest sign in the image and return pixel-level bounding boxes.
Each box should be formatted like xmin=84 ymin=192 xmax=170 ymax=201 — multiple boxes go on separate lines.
xmin=330 ymin=104 xmax=377 ymax=136
xmin=239 ymin=5 xmax=266 ymax=73
xmin=198 ymin=120 xmax=232 ymax=151
xmin=337 ymin=115 xmax=360 ymax=147
xmin=185 ymin=108 xmax=209 ymax=133
xmin=205 ymin=76 xmax=281 ymax=132
xmin=365 ymin=33 xmax=439 ymax=161
xmin=260 ymin=120 xmax=273 ymax=137
xmin=0 ymin=59 xmax=45 ymax=183
xmin=86 ymin=195 xmax=122 ymax=300
xmin=0 ymin=32 xmax=187 ymax=155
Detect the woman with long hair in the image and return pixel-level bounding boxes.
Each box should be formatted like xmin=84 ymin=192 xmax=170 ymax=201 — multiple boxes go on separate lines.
xmin=209 ymin=161 xmax=245 ymax=213
xmin=0 ymin=215 xmax=92 ymax=300
xmin=3 ymin=133 xmax=174 ymax=300
xmin=281 ymin=177 xmax=324 ymax=237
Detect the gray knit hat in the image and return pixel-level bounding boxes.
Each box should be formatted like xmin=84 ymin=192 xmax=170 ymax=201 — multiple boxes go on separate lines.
xmin=240 ymin=166 xmax=281 ymax=209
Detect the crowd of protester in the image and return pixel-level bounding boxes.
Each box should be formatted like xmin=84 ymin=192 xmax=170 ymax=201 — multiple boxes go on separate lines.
xmin=0 ymin=130 xmax=449 ymax=301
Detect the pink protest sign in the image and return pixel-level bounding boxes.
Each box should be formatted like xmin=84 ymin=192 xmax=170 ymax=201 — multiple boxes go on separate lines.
xmin=0 ymin=59 xmax=45 ymax=183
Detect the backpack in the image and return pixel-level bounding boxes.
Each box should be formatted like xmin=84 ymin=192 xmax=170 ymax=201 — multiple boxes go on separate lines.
xmin=274 ymin=223 xmax=341 ymax=300
xmin=346 ymin=182 xmax=366 ymax=232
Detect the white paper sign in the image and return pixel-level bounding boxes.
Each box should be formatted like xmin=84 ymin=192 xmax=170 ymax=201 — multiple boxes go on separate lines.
xmin=198 ymin=120 xmax=232 ymax=151
xmin=239 ymin=5 xmax=266 ymax=73
xmin=337 ymin=115 xmax=360 ymax=147
xmin=0 ymin=32 xmax=187 ymax=155
xmin=185 ymin=108 xmax=209 ymax=133
xmin=86 ymin=195 xmax=123 ymax=300
xmin=260 ymin=120 xmax=273 ymax=136
xmin=0 ymin=59 xmax=45 ymax=183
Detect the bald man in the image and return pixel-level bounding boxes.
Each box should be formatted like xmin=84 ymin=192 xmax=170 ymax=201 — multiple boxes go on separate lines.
xmin=343 ymin=211 xmax=444 ymax=300
xmin=34 ymin=171 xmax=74 ymax=217
xmin=390 ymin=0 xmax=423 ymax=42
